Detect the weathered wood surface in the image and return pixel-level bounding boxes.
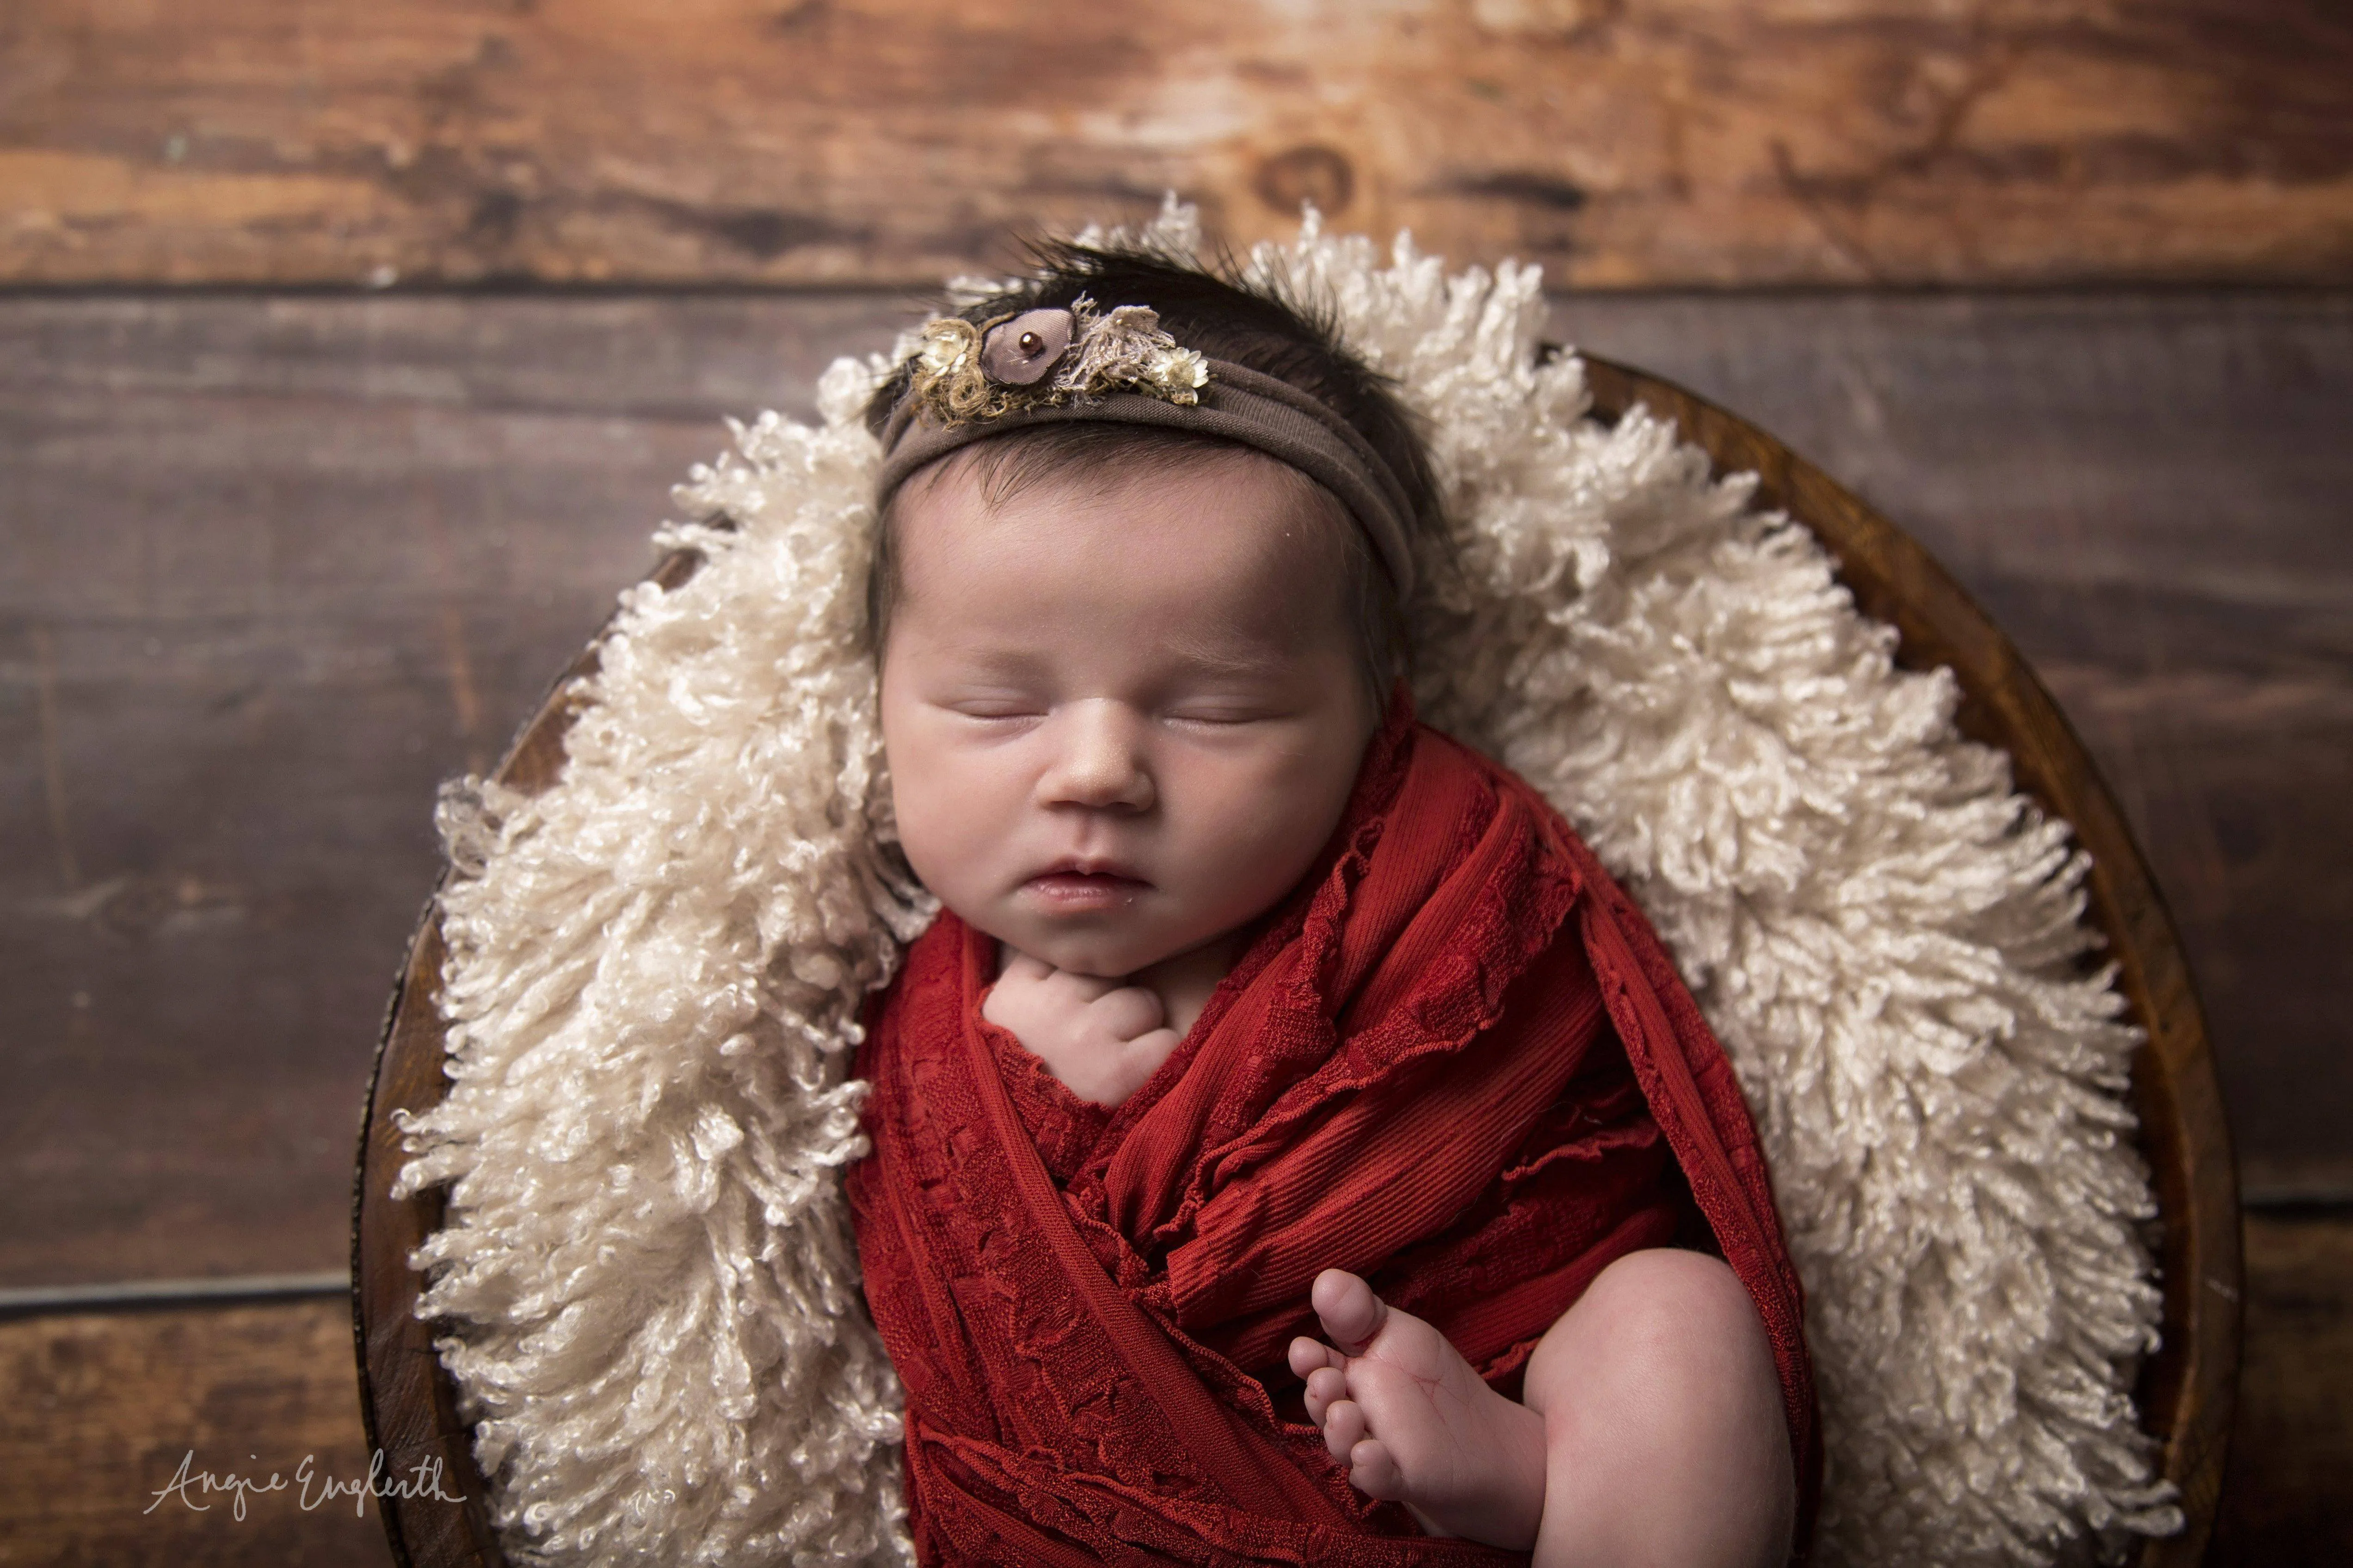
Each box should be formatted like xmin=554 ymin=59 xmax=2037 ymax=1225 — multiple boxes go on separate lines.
xmin=2208 ymin=1209 xmax=2353 ymax=1563
xmin=5 ymin=289 xmax=2346 ymax=1299
xmin=4 ymin=1214 xmax=2343 ymax=1565
xmin=4 ymin=0 xmax=2351 ymax=289
xmin=0 ymin=1297 xmax=391 ymax=1567
xmin=0 ymin=294 xmax=898 ymax=1287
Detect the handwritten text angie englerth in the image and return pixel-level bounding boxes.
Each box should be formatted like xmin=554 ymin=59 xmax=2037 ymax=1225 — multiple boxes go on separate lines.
xmin=144 ymin=1448 xmax=465 ymax=1520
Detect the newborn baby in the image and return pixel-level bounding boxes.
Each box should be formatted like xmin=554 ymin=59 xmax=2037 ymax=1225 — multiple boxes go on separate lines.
xmin=847 ymin=244 xmax=1815 ymax=1568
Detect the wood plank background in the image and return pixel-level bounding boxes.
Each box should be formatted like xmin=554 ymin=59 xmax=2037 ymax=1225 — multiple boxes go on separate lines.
xmin=0 ymin=1297 xmax=388 ymax=1567
xmin=2 ymin=0 xmax=2350 ymax=288
xmin=4 ymin=0 xmax=2349 ymax=1561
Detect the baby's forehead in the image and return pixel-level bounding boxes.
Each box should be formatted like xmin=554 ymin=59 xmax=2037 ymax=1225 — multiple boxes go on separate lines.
xmin=916 ymin=433 xmax=1333 ymax=521
xmin=902 ymin=438 xmax=1347 ymax=570
xmin=894 ymin=452 xmax=1355 ymax=644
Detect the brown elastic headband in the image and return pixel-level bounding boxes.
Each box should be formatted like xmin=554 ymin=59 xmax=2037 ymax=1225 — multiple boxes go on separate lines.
xmin=875 ymin=360 xmax=1419 ymax=597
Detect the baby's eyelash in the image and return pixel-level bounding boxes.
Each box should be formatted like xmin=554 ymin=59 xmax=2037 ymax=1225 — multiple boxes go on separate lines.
xmin=1166 ymin=708 xmax=1266 ymax=727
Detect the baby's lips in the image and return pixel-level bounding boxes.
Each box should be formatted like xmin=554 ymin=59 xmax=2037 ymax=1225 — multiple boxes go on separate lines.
xmin=1021 ymin=866 xmax=1153 ymax=912
xmin=1033 ymin=855 xmax=1151 ymax=885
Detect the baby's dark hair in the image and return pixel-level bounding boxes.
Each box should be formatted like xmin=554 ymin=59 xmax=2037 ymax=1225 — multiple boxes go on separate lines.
xmin=862 ymin=241 xmax=1446 ymax=697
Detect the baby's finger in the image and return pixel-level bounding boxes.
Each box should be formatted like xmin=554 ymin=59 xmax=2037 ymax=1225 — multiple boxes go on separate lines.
xmin=1348 ymin=1438 xmax=1405 ymax=1501
xmin=1042 ymin=966 xmax=1122 ymax=1003
xmin=1087 ymin=984 xmax=1167 ymax=1040
xmin=1115 ymin=1027 xmax=1181 ymax=1080
xmin=1321 ymin=1398 xmax=1366 ymax=1463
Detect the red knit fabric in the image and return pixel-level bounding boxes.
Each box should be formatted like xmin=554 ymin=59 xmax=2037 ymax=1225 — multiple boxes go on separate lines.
xmin=848 ymin=699 xmax=1820 ymax=1565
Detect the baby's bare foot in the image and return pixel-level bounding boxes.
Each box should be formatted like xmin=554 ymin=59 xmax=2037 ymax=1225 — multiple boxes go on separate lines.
xmin=1286 ymin=1269 xmax=1547 ymax=1549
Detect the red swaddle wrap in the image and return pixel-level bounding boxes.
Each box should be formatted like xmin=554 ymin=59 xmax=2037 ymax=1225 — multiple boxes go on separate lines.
xmin=848 ymin=699 xmax=1820 ymax=1565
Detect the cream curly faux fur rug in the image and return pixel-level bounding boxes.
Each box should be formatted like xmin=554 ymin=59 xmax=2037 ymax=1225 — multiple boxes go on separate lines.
xmin=394 ymin=202 xmax=2179 ymax=1567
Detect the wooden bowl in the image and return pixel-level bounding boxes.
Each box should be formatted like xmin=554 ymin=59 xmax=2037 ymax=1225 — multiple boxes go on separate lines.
xmin=353 ymin=358 xmax=2239 ymax=1567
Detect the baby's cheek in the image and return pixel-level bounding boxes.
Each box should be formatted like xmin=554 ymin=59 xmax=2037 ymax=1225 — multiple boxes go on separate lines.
xmin=901 ymin=758 xmax=1033 ymax=917
xmin=1193 ymin=763 xmax=1343 ymax=892
xmin=890 ymin=767 xmax=976 ymax=896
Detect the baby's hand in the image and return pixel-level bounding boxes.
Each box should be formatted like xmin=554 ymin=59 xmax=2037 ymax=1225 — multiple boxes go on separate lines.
xmin=982 ymin=951 xmax=1182 ymax=1107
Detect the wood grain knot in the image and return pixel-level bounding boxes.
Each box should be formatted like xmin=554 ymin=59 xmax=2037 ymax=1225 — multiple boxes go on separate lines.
xmin=1254 ymin=145 xmax=1355 ymax=216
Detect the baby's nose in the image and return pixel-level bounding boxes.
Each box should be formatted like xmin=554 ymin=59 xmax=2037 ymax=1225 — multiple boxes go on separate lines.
xmin=1038 ymin=702 xmax=1155 ymax=812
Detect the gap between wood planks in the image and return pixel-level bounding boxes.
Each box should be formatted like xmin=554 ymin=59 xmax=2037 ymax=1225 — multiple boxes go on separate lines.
xmin=6 ymin=1187 xmax=2340 ymax=1319
xmin=0 ymin=1271 xmax=349 ymax=1320
xmin=5 ymin=1193 xmax=2344 ymax=1308
xmin=4 ymin=1197 xmax=2335 ymax=1324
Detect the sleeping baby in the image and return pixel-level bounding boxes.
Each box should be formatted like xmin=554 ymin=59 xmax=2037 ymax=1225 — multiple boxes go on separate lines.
xmin=844 ymin=242 xmax=1817 ymax=1568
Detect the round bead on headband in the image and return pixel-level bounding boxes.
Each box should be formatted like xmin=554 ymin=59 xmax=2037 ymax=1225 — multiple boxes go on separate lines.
xmin=875 ymin=298 xmax=1419 ymax=597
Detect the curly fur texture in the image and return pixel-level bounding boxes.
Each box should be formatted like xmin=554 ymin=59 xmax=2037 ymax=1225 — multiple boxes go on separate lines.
xmin=395 ymin=200 xmax=2178 ymax=1567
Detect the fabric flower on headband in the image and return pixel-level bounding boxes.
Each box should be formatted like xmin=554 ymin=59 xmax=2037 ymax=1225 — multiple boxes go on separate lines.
xmin=899 ymin=295 xmax=1210 ymax=426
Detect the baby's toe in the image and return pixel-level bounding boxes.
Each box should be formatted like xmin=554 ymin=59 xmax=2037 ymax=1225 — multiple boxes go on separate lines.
xmin=1310 ymin=1268 xmax=1386 ymax=1353
xmin=1347 ymin=1438 xmax=1406 ymax=1501
xmin=1301 ymin=1365 xmax=1347 ymax=1425
xmin=1287 ymin=1334 xmax=1339 ymax=1381
xmin=1321 ymin=1397 xmax=1367 ymax=1463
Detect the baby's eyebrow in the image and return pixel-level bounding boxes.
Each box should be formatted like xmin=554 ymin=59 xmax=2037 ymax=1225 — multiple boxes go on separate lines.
xmin=934 ymin=644 xmax=1054 ymax=679
xmin=1181 ymin=646 xmax=1277 ymax=673
xmin=1163 ymin=632 xmax=1312 ymax=680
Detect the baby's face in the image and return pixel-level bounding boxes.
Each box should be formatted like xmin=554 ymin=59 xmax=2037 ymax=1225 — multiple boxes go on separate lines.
xmin=879 ymin=448 xmax=1377 ymax=981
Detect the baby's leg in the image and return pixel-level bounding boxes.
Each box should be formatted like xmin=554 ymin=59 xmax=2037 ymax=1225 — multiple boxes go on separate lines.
xmin=1289 ymin=1250 xmax=1792 ymax=1568
xmin=1521 ymin=1249 xmax=1793 ymax=1567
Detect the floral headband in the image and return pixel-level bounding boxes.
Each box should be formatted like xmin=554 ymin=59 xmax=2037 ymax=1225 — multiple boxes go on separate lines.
xmin=874 ymin=297 xmax=1418 ymax=596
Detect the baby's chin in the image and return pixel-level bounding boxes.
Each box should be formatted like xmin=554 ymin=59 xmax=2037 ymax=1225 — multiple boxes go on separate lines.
xmin=971 ymin=910 xmax=1201 ymax=982
xmin=1005 ymin=930 xmax=1177 ymax=981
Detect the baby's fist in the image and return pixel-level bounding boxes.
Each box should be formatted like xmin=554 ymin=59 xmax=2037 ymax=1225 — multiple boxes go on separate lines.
xmin=983 ymin=951 xmax=1181 ymax=1108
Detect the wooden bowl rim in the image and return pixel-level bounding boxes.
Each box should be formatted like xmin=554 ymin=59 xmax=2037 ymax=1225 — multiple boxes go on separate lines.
xmin=353 ymin=356 xmax=2239 ymax=1567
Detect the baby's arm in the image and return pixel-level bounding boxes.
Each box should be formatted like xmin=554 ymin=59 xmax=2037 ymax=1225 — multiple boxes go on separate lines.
xmin=1288 ymin=1251 xmax=1792 ymax=1568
